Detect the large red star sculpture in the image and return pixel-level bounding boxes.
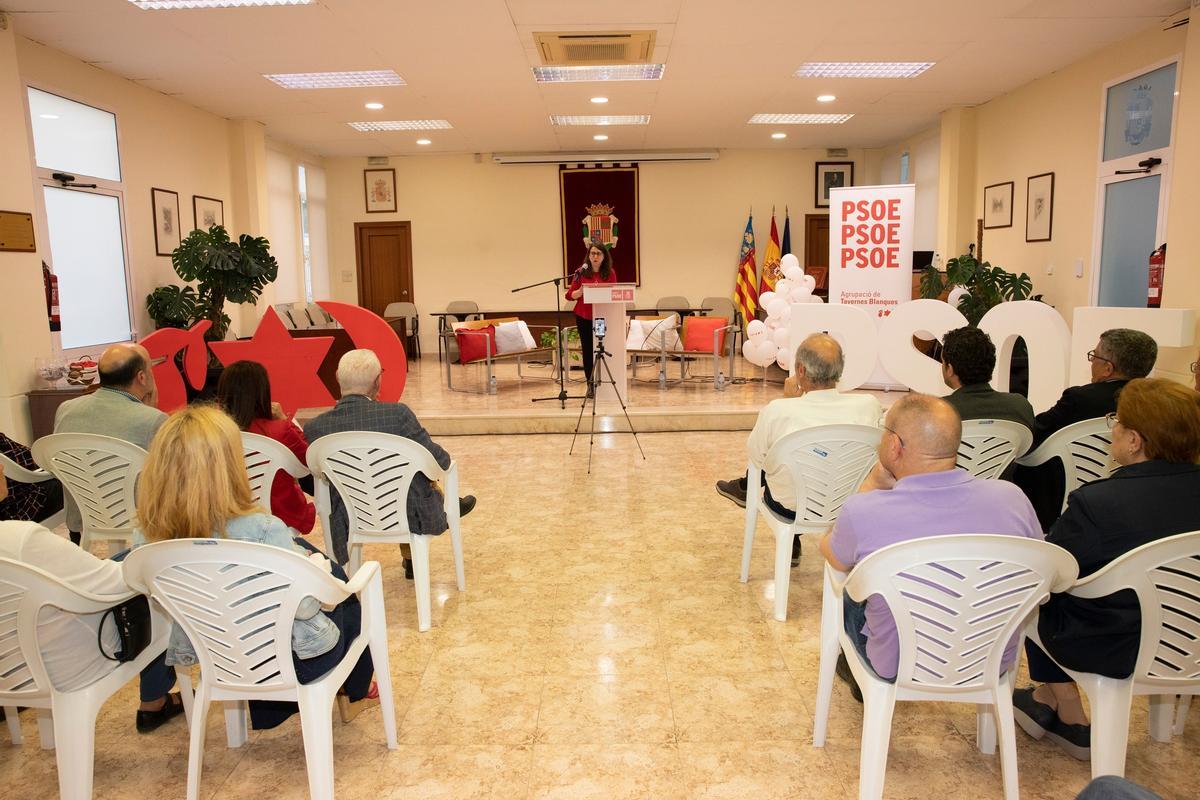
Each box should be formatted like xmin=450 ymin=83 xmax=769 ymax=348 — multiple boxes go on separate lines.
xmin=209 ymin=307 xmax=334 ymax=415
xmin=142 ymin=320 xmax=211 ymax=412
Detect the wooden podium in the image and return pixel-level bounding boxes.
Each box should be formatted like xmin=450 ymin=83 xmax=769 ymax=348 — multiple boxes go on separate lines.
xmin=582 ymin=283 xmax=636 ymax=406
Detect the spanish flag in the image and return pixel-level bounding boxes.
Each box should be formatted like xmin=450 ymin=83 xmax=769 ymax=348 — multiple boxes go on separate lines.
xmin=733 ymin=213 xmax=758 ymax=323
xmin=759 ymin=211 xmax=782 ymax=296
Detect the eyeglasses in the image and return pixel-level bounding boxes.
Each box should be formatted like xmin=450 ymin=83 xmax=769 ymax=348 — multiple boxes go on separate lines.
xmin=1104 ymin=412 xmax=1118 ymax=430
xmin=1087 ymin=350 xmax=1114 ymax=366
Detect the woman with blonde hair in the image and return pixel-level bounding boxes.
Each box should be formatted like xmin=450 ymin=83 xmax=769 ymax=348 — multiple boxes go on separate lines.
xmin=136 ymin=404 xmax=376 ymax=728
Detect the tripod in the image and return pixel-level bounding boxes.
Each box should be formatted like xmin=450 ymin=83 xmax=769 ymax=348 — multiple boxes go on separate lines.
xmin=570 ymin=332 xmax=646 ymax=474
xmin=512 ymin=273 xmax=583 ymax=409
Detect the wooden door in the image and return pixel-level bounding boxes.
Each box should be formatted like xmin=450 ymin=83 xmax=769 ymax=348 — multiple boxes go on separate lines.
xmin=354 ymin=221 xmax=414 ymax=316
xmin=804 ymin=213 xmax=830 ymax=294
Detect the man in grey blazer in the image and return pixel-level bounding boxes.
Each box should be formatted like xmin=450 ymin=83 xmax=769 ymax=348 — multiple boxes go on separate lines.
xmin=53 ymin=343 xmax=167 ymax=545
xmin=304 ymin=349 xmax=475 ymax=574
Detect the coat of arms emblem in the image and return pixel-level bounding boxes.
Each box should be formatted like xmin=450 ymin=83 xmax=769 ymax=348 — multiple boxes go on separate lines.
xmin=1125 ymin=83 xmax=1153 ymax=147
xmin=581 ymin=203 xmax=619 ymax=248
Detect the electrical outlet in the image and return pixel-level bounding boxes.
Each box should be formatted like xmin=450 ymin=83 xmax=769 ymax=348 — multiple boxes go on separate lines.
xmin=1046 ymin=263 xmax=1054 ymax=276
xmin=1074 ymin=258 xmax=1084 ymax=278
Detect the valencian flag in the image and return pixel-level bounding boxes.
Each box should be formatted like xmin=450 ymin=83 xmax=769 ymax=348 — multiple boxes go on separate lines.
xmin=781 ymin=207 xmax=792 ymax=259
xmin=759 ymin=210 xmax=782 ymax=295
xmin=733 ymin=213 xmax=757 ymax=323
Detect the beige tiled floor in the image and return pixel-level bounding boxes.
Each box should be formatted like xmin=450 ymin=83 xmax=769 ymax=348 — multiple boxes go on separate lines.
xmin=6 ymin=364 xmax=1198 ymax=799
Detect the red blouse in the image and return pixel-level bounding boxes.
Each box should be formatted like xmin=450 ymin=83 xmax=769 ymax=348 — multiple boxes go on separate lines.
xmin=566 ymin=267 xmax=618 ymax=320
xmin=247 ymin=417 xmax=316 ymax=534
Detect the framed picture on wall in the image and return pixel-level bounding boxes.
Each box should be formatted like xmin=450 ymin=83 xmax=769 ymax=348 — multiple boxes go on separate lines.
xmin=364 ymin=168 xmax=397 ymax=213
xmin=151 ymin=187 xmax=181 ymax=256
xmin=983 ymin=181 xmax=1014 ymax=229
xmin=192 ymin=195 xmax=224 ymax=232
xmin=815 ymin=161 xmax=854 ymax=208
xmin=1025 ymin=172 xmax=1055 ymax=242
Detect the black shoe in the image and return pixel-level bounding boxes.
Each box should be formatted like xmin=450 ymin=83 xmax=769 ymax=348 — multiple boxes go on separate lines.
xmin=402 ymin=558 xmax=414 ymax=580
xmin=1045 ymin=713 xmax=1091 ymax=761
xmin=586 ymin=384 xmax=595 ymax=399
xmin=835 ymin=653 xmax=863 ymax=703
xmin=791 ymin=536 xmax=801 ymax=567
xmin=1012 ymin=687 xmax=1055 ymax=740
xmin=459 ymin=495 xmax=477 ymax=518
xmin=715 ymin=479 xmax=747 ymax=508
xmin=136 ymin=692 xmax=184 ymax=733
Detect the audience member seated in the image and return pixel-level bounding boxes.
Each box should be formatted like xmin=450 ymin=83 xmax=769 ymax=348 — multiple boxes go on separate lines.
xmin=0 ymin=432 xmax=64 ymax=522
xmin=134 ymin=405 xmax=377 ymax=728
xmin=1015 ymin=328 xmax=1157 ymax=530
xmin=1013 ymin=378 xmax=1200 ymax=760
xmin=53 ymin=343 xmax=167 ymax=545
xmin=939 ymin=326 xmax=1035 ymax=431
xmin=818 ymin=394 xmax=1043 ymax=698
xmin=716 ymin=334 xmax=881 ymax=565
xmin=217 ymin=360 xmax=316 ymax=536
xmin=0 ymin=519 xmax=184 ymax=731
xmin=304 ymin=349 xmax=476 ymax=578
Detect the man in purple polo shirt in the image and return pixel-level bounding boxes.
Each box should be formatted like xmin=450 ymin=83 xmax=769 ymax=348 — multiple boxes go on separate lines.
xmin=818 ymin=393 xmax=1043 ymax=695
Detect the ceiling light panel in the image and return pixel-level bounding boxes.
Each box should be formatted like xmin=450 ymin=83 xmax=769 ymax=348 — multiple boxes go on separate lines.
xmin=348 ymin=120 xmax=453 ymax=132
xmin=533 ymin=64 xmax=665 ymax=83
xmin=265 ymin=70 xmax=405 ymax=89
xmin=749 ymin=113 xmax=853 ymax=124
xmin=129 ymin=0 xmax=312 ymax=8
xmin=551 ymin=115 xmax=649 ymax=126
xmin=795 ymin=62 xmax=934 ymax=79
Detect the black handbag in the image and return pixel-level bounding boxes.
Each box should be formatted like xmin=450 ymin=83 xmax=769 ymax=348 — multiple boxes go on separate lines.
xmin=97 ymin=594 xmax=152 ymax=663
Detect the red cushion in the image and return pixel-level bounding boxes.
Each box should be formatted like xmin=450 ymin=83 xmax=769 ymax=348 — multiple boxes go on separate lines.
xmin=683 ymin=316 xmax=728 ymax=352
xmin=456 ymin=326 xmax=497 ymax=363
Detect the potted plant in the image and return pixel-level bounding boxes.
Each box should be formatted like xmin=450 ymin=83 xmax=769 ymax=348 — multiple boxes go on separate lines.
xmin=540 ymin=327 xmax=582 ymax=370
xmin=171 ymin=224 xmax=279 ymax=343
xmin=145 ymin=285 xmax=199 ymax=330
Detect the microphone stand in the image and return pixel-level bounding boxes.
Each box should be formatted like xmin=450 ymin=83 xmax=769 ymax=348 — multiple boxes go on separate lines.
xmin=512 ymin=270 xmax=584 ymax=409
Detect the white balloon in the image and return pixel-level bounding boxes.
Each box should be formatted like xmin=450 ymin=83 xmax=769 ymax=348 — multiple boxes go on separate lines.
xmin=774 ymin=278 xmax=794 ymax=296
xmin=765 ymin=298 xmax=788 ymax=319
xmin=778 ymin=306 xmax=792 ymax=325
xmin=760 ymin=339 xmax=781 ymax=366
xmin=765 ymin=317 xmax=779 ymax=330
xmin=775 ymin=345 xmax=792 ymax=371
xmin=787 ymin=286 xmax=807 ymax=304
xmin=782 ymin=264 xmax=803 ymax=283
xmin=741 ymin=340 xmax=758 ymax=362
xmin=948 ymin=286 xmax=970 ymax=308
xmin=802 ymin=274 xmax=817 ymax=293
xmin=772 ymin=326 xmax=790 ymax=348
xmin=758 ymin=291 xmax=777 ymax=310
xmin=780 ymin=253 xmax=800 ymax=271
xmin=746 ymin=319 xmax=767 ymax=340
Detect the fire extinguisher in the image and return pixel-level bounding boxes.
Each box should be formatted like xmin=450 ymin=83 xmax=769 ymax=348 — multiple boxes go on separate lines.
xmin=1147 ymin=243 xmax=1166 ymax=308
xmin=42 ymin=261 xmax=61 ymax=331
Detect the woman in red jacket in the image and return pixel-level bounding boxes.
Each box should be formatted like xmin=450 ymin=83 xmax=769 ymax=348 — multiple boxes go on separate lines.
xmin=216 ymin=360 xmax=316 ymax=535
xmin=565 ymin=238 xmax=618 ymax=397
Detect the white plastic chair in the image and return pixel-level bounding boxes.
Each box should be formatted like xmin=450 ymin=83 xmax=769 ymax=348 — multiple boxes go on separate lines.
xmin=121 ymin=539 xmax=397 ymax=800
xmin=739 ymin=424 xmax=882 ymax=621
xmin=31 ymin=434 xmax=147 ymax=554
xmin=0 ymin=557 xmax=183 ymax=800
xmin=1025 ymin=529 xmax=1200 ymax=779
xmin=239 ymin=431 xmax=311 ymax=519
xmin=0 ymin=450 xmax=65 ymax=527
xmin=812 ymin=535 xmax=1078 ymax=800
xmin=306 ymin=432 xmax=466 ymax=632
xmin=1016 ymin=417 xmax=1115 ymax=513
xmin=957 ymin=419 xmax=1033 ymax=480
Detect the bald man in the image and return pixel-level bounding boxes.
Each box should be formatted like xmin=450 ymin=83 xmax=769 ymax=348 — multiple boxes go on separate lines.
xmin=819 ymin=393 xmax=1043 ymax=695
xmin=53 ymin=343 xmax=167 ymax=544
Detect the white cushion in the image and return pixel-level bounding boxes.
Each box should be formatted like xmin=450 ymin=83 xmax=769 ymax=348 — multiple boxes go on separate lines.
xmin=494 ymin=321 xmax=527 ymax=354
xmin=625 ymin=319 xmax=647 ymax=350
xmin=641 ymin=314 xmax=681 ymax=351
xmin=517 ymin=320 xmax=538 ymax=350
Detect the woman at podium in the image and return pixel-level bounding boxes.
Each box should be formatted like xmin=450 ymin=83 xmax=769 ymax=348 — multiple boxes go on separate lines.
xmin=565 ymin=238 xmax=617 ymax=397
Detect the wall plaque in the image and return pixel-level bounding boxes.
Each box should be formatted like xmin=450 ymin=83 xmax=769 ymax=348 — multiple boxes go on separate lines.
xmin=0 ymin=210 xmax=36 ymax=252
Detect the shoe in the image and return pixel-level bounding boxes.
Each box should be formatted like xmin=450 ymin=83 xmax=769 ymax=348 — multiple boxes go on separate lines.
xmin=715 ymin=479 xmax=747 ymax=508
xmin=1044 ymin=714 xmax=1091 ymax=761
xmin=459 ymin=495 xmax=477 ymax=518
xmin=791 ymin=536 xmax=801 ymax=567
xmin=136 ymin=692 xmax=185 ymax=733
xmin=337 ymin=682 xmax=380 ymax=724
xmin=402 ymin=558 xmax=414 ymax=580
xmin=1012 ymin=687 xmax=1055 ymax=740
xmin=586 ymin=384 xmax=595 ymax=399
xmin=835 ymin=653 xmax=863 ymax=703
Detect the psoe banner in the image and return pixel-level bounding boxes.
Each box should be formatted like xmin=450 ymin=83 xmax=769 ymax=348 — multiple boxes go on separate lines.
xmin=828 ymin=183 xmax=915 ymax=389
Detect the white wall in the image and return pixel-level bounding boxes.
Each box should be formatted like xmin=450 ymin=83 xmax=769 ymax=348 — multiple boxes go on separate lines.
xmin=876 ymin=126 xmax=940 ymax=253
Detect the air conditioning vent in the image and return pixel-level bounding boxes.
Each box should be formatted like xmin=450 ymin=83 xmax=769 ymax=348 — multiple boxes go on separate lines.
xmin=535 ymin=31 xmax=656 ymax=66
xmin=1162 ymin=7 xmax=1190 ymax=30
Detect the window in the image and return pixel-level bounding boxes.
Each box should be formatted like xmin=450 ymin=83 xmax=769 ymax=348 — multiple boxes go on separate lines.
xmin=899 ymin=151 xmax=910 ymax=184
xmin=27 ymin=87 xmax=122 ymax=181
xmin=298 ymin=164 xmax=313 ymax=303
xmin=1102 ymin=62 xmax=1176 ymax=163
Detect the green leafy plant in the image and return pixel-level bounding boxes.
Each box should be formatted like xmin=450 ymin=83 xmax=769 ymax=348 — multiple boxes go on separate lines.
xmin=919 ymin=247 xmax=1040 ymax=326
xmin=169 ymin=225 xmax=278 ymax=341
xmin=145 ymin=284 xmax=199 ymax=330
xmin=539 ymin=327 xmax=581 ymax=362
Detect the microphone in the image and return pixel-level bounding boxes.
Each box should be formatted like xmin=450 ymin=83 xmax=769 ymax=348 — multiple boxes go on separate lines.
xmin=572 ymin=264 xmax=588 ymax=280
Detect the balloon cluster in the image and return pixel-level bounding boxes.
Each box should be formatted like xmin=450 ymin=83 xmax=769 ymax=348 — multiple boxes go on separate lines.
xmin=741 ymin=253 xmax=824 ymax=370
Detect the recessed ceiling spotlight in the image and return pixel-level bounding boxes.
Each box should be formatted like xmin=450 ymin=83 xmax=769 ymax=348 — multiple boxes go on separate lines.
xmin=416 ymin=139 xmax=432 ymax=146
xmin=550 ymin=115 xmax=649 ymax=126
xmin=348 ymin=119 xmax=452 ymax=132
xmin=771 ymin=132 xmax=787 ymax=139
xmin=129 ymin=0 xmax=312 ymax=7
xmin=795 ymin=62 xmax=934 ymax=79
xmin=816 ymin=94 xmax=836 ymax=102
xmin=748 ymin=113 xmax=853 ymax=124
xmin=533 ymin=64 xmax=665 ymax=83
xmin=265 ymin=70 xmax=405 ymax=89
xmin=590 ymin=96 xmax=609 ymax=104
xmin=593 ymin=134 xmax=609 ymax=141
xmin=364 ymin=102 xmax=384 ymax=110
